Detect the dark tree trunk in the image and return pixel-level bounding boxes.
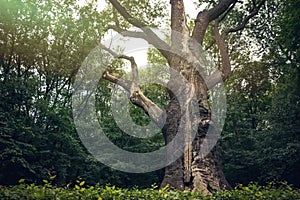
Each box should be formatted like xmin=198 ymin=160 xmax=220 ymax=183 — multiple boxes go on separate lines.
xmin=160 ymin=58 xmax=231 ymax=194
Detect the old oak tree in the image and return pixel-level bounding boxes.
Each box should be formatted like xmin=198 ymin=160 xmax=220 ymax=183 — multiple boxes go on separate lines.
xmin=99 ymin=0 xmax=265 ymax=194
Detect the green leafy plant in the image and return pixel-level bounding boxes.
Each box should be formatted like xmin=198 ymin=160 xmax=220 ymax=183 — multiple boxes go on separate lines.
xmin=0 ymin=182 xmax=299 ymax=200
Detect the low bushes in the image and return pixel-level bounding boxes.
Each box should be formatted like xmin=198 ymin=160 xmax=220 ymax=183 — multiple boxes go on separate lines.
xmin=0 ymin=181 xmax=299 ymax=199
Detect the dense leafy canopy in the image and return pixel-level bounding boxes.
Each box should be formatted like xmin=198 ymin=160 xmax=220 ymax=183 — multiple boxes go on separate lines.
xmin=222 ymin=0 xmax=300 ymax=187
xmin=0 ymin=0 xmax=165 ymax=188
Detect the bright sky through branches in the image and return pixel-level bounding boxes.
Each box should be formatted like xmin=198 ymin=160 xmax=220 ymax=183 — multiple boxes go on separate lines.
xmin=77 ymin=0 xmax=202 ymax=69
xmin=77 ymin=0 xmax=199 ymax=18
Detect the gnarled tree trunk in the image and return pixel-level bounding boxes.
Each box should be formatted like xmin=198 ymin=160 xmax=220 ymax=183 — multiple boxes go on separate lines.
xmin=160 ymin=55 xmax=230 ymax=194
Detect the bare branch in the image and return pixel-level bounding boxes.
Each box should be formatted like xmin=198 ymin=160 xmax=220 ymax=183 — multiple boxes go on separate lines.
xmin=99 ymin=43 xmax=119 ymax=58
xmin=205 ymin=0 xmax=238 ymax=22
xmin=223 ymin=0 xmax=266 ymax=36
xmin=129 ymin=90 xmax=166 ymax=128
xmin=206 ymin=20 xmax=231 ymax=88
xmin=107 ymin=0 xmax=172 ymax=60
xmin=206 ymin=71 xmax=223 ymax=89
xmin=107 ymin=25 xmax=172 ymax=60
xmin=107 ymin=25 xmax=147 ymax=39
xmin=170 ymin=0 xmax=189 ymax=34
xmin=128 ymin=56 xmax=139 ymax=92
xmin=99 ymin=43 xmax=140 ymax=89
xmin=219 ymin=1 xmax=238 ymax=22
xmin=204 ymin=39 xmax=216 ymax=51
xmin=108 ymin=0 xmax=144 ymax=28
xmin=102 ymin=71 xmax=131 ymax=92
xmin=192 ymin=0 xmax=237 ymax=44
xmin=214 ymin=22 xmax=231 ymax=80
xmin=100 ymin=43 xmax=165 ymax=128
xmin=205 ymin=0 xmax=265 ymax=87
xmin=98 ymin=43 xmax=133 ymax=91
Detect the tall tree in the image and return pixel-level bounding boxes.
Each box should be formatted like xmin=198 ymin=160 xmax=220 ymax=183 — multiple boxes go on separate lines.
xmin=0 ymin=0 xmax=107 ymax=185
xmin=1 ymin=0 xmax=166 ymax=188
xmin=99 ymin=0 xmax=266 ymax=193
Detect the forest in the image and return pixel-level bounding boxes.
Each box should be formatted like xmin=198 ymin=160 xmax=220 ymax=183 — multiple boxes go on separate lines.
xmin=0 ymin=0 xmax=299 ymax=199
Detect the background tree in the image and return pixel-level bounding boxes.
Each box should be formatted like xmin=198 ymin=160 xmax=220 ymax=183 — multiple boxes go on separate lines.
xmin=0 ymin=0 xmax=97 ymax=185
xmin=222 ymin=0 xmax=300 ymax=187
xmin=0 ymin=0 xmax=165 ymax=188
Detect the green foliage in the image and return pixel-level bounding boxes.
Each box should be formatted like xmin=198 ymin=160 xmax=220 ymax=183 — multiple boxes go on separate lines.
xmin=0 ymin=0 xmax=100 ymax=186
xmin=221 ymin=0 xmax=300 ymax=188
xmin=0 ymin=182 xmax=299 ymax=200
xmin=213 ymin=182 xmax=300 ymax=200
xmin=0 ymin=0 xmax=164 ymax=188
xmin=222 ymin=61 xmax=300 ymax=186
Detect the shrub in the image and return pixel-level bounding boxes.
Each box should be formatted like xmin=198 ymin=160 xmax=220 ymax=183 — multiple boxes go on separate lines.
xmin=0 ymin=181 xmax=299 ymax=200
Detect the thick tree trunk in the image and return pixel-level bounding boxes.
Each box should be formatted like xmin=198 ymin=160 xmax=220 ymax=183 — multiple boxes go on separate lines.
xmin=160 ymin=58 xmax=230 ymax=194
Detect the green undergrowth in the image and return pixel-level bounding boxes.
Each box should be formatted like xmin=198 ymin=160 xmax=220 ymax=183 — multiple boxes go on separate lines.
xmin=0 ymin=181 xmax=299 ymax=200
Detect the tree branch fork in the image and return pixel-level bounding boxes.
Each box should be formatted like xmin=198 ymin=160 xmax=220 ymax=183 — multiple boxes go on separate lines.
xmin=99 ymin=0 xmax=266 ymax=126
xmin=100 ymin=44 xmax=166 ymax=128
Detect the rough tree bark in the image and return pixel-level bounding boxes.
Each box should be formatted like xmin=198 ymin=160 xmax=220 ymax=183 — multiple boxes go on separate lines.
xmin=103 ymin=0 xmax=265 ymax=194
